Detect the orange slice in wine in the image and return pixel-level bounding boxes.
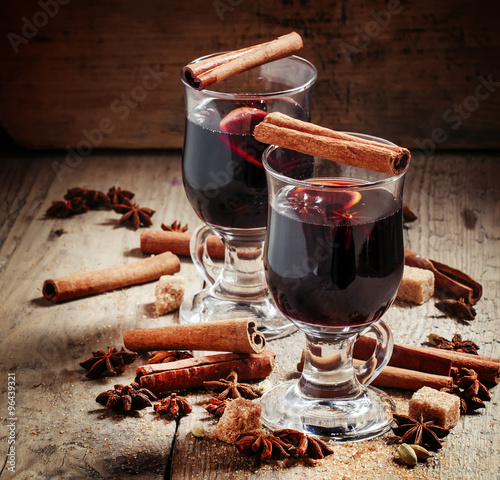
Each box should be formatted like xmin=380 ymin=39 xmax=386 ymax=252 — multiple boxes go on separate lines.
xmin=219 ymin=107 xmax=267 ymax=134
xmin=304 ymin=181 xmax=362 ymax=211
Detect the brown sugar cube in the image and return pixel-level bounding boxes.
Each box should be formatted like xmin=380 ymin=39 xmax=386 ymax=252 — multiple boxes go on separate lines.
xmin=154 ymin=275 xmax=185 ymax=316
xmin=409 ymin=386 xmax=460 ymax=429
xmin=397 ymin=265 xmax=434 ymax=305
xmin=213 ymin=397 xmax=262 ymax=444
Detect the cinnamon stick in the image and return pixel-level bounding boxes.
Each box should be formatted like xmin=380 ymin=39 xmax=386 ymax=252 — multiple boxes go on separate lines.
xmin=140 ymin=230 xmax=224 ymax=258
xmin=123 ymin=318 xmax=266 ymax=354
xmin=42 ymin=251 xmax=180 ymax=303
xmin=354 ymin=336 xmax=500 ymax=384
xmin=135 ymin=350 xmax=275 ymax=394
xmin=182 ymin=32 xmax=303 ymax=90
xmin=404 ymin=249 xmax=482 ymax=305
xmin=353 ymin=360 xmax=454 ymax=391
xmin=254 ymin=112 xmax=411 ymax=176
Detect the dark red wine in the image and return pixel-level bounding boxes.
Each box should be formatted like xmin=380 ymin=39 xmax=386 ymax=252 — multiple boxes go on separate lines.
xmin=182 ymin=98 xmax=306 ymax=229
xmin=265 ymin=183 xmax=404 ymax=327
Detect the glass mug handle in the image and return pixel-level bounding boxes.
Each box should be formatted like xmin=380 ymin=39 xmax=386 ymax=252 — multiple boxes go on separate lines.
xmin=355 ymin=320 xmax=393 ymax=385
xmin=190 ymin=224 xmax=222 ymax=285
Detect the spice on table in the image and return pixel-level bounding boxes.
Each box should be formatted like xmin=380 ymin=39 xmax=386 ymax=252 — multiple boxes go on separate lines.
xmin=112 ymin=198 xmax=155 ymax=229
xmin=273 ymin=429 xmax=334 ymax=459
xmin=148 ymin=350 xmax=193 ymax=364
xmin=96 ymin=382 xmax=157 ymax=412
xmin=428 ymin=333 xmax=480 ymax=355
xmin=397 ymin=443 xmax=418 ymax=466
xmin=235 ymin=432 xmax=293 ymax=462
xmin=203 ymin=370 xmax=260 ymax=400
xmin=161 ymin=221 xmax=188 ymax=232
xmin=402 ymin=205 xmax=418 ymax=223
xmin=107 ymin=186 xmax=135 ymax=205
xmin=79 ymin=346 xmax=138 ymax=379
xmin=65 ymin=187 xmax=110 ymax=209
xmin=204 ymin=398 xmax=230 ymax=417
xmin=45 ymin=198 xmax=89 ymax=218
xmin=441 ymin=367 xmax=491 ymax=414
xmin=153 ymin=393 xmax=192 ymax=419
xmin=392 ymin=413 xmax=450 ymax=451
xmin=435 ymin=298 xmax=477 ymax=321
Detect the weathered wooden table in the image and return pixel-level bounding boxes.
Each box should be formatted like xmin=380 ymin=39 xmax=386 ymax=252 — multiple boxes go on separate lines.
xmin=0 ymin=149 xmax=498 ymax=479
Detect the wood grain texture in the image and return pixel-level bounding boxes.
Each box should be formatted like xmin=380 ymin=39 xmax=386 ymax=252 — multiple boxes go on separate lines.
xmin=0 ymin=150 xmax=499 ymax=479
xmin=0 ymin=0 xmax=499 ymax=150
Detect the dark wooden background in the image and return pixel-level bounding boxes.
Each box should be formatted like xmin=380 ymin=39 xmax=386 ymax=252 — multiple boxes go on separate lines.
xmin=1 ymin=0 xmax=499 ymax=151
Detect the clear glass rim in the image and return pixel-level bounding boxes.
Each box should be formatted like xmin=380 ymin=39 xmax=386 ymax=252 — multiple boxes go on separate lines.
xmin=180 ymin=54 xmax=318 ymax=99
xmin=262 ymin=135 xmax=408 ymax=191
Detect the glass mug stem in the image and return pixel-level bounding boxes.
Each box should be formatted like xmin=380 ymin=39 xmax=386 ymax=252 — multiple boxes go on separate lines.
xmin=299 ymin=321 xmax=393 ymax=400
xmin=191 ymin=224 xmax=269 ymax=300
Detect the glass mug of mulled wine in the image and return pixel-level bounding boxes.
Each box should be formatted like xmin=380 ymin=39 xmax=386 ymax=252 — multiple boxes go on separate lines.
xmin=180 ymin=55 xmax=317 ymax=339
xmin=260 ymin=139 xmax=408 ymax=440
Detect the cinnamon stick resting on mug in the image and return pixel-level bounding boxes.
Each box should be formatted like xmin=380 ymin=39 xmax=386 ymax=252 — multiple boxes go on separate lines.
xmin=136 ymin=351 xmax=275 ymax=394
xmin=140 ymin=230 xmax=225 ymax=258
xmin=123 ymin=318 xmax=266 ymax=355
xmin=42 ymin=251 xmax=181 ymax=303
xmin=182 ymin=32 xmax=303 ymax=90
xmin=254 ymin=112 xmax=410 ymax=176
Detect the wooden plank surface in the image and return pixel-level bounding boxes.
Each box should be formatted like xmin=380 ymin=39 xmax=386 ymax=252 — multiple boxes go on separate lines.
xmin=1 ymin=0 xmax=499 ymax=150
xmin=0 ymin=149 xmax=499 ymax=479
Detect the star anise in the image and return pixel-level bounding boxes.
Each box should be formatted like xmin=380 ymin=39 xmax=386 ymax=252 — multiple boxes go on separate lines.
xmin=204 ymin=397 xmax=230 ymax=417
xmin=45 ymin=197 xmax=89 ymax=218
xmin=148 ymin=350 xmax=193 ymax=364
xmin=112 ymin=198 xmax=155 ymax=229
xmin=161 ymin=221 xmax=188 ymax=232
xmin=435 ymin=298 xmax=476 ymax=321
xmin=79 ymin=347 xmax=138 ymax=379
xmin=107 ymin=186 xmax=135 ymax=205
xmin=392 ymin=414 xmax=449 ymax=450
xmin=273 ymin=429 xmax=334 ymax=459
xmin=428 ymin=333 xmax=479 ymax=355
xmin=203 ymin=371 xmax=260 ymax=400
xmin=402 ymin=205 xmax=418 ymax=223
xmin=442 ymin=368 xmax=491 ymax=414
xmin=154 ymin=393 xmax=192 ymax=419
xmin=64 ymin=187 xmax=110 ymax=209
xmin=235 ymin=432 xmax=294 ymax=462
xmin=96 ymin=382 xmax=157 ymax=412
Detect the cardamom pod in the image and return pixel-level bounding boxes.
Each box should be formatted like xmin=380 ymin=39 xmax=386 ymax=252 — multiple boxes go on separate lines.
xmin=398 ymin=443 xmax=418 ymax=466
xmin=410 ymin=444 xmax=432 ymax=460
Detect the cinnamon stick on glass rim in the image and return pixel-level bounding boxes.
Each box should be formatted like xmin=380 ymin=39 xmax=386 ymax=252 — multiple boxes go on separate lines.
xmin=123 ymin=318 xmax=266 ymax=354
xmin=254 ymin=112 xmax=411 ymax=176
xmin=43 ymin=251 xmax=180 ymax=303
xmin=182 ymin=31 xmax=303 ymax=90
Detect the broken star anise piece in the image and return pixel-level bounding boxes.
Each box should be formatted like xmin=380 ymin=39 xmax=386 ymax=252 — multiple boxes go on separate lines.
xmin=79 ymin=346 xmax=138 ymax=379
xmin=154 ymin=393 xmax=192 ymax=419
xmin=402 ymin=205 xmax=418 ymax=223
xmin=45 ymin=197 xmax=89 ymax=218
xmin=107 ymin=186 xmax=135 ymax=205
xmin=428 ymin=333 xmax=479 ymax=355
xmin=235 ymin=432 xmax=294 ymax=462
xmin=435 ymin=298 xmax=476 ymax=321
xmin=204 ymin=398 xmax=230 ymax=418
xmin=148 ymin=350 xmax=194 ymax=364
xmin=96 ymin=382 xmax=157 ymax=412
xmin=112 ymin=198 xmax=155 ymax=230
xmin=448 ymin=368 xmax=491 ymax=414
xmin=203 ymin=371 xmax=260 ymax=400
xmin=392 ymin=414 xmax=449 ymax=451
xmin=161 ymin=221 xmax=188 ymax=232
xmin=64 ymin=187 xmax=110 ymax=210
xmin=273 ymin=429 xmax=334 ymax=459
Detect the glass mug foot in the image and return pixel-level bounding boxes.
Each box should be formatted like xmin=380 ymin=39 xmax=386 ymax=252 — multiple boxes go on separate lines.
xmin=179 ymin=288 xmax=297 ymax=341
xmin=260 ymin=380 xmax=395 ymax=441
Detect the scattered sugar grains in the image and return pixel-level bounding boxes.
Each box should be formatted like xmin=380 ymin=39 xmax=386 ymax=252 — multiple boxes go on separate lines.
xmin=213 ymin=397 xmax=262 ymax=444
xmin=154 ymin=275 xmax=185 ymax=316
xmin=409 ymin=386 xmax=460 ymax=429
